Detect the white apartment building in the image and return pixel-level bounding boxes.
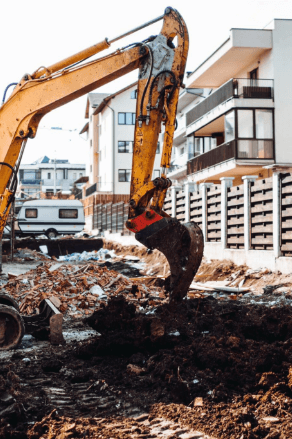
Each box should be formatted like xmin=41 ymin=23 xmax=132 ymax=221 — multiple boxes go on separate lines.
xmin=18 ymin=156 xmax=86 ymax=198
xmin=80 ymin=83 xmax=162 ymax=197
xmin=165 ymin=19 xmax=292 ymax=189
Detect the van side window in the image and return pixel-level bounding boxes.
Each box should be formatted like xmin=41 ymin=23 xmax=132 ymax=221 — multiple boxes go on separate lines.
xmin=59 ymin=209 xmax=78 ymax=219
xmin=25 ymin=208 xmax=37 ymax=218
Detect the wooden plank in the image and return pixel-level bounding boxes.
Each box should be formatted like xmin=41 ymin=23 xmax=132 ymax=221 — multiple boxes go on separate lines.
xmin=250 ymin=192 xmax=273 ymax=203
xmin=227 ymin=236 xmax=245 ymax=244
xmin=227 ymin=197 xmax=244 ymax=207
xmin=190 ymin=193 xmax=202 ymax=201
xmin=251 ymin=236 xmax=273 ymax=245
xmin=250 ymin=203 xmax=273 ymax=213
xmin=282 ymin=230 xmax=292 ymax=240
xmin=227 ymin=217 xmax=244 ymax=226
xmin=252 ymin=224 xmax=273 ymax=234
xmin=281 ymin=197 xmax=292 ymax=206
xmin=207 ymin=205 xmax=221 ymax=214
xmin=207 ymin=231 xmax=221 ymax=238
xmin=228 ymin=186 xmax=244 ymax=196
xmin=207 ymin=213 xmax=221 ymax=222
xmin=281 ymin=174 xmax=292 ymax=184
xmin=207 ymin=223 xmax=221 ymax=230
xmin=227 ymin=207 xmax=245 ymax=216
xmin=190 ymin=201 xmax=202 ymax=209
xmin=281 ymin=243 xmax=292 ymax=251
xmin=251 ymin=181 xmax=273 ymax=192
xmin=281 ymin=219 xmax=292 ymax=228
xmin=251 ymin=214 xmax=273 ymax=224
xmin=227 ymin=226 xmax=245 ymax=234
xmin=282 ymin=185 xmax=292 ymax=195
xmin=190 ymin=208 xmax=202 ymax=215
xmin=281 ymin=208 xmax=292 ymax=217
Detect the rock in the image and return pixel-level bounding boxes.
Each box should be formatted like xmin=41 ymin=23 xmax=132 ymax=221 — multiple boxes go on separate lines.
xmin=150 ymin=319 xmax=165 ymax=341
xmin=127 ymin=364 xmax=145 ymax=375
xmin=258 ymin=372 xmax=278 ymax=389
xmin=194 ymin=397 xmax=203 ymax=406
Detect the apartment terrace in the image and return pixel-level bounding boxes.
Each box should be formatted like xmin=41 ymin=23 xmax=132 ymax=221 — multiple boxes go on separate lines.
xmin=186 ymin=78 xmax=275 ymax=182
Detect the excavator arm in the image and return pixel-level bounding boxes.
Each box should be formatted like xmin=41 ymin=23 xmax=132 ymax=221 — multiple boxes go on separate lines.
xmin=0 ymin=7 xmax=203 ymax=319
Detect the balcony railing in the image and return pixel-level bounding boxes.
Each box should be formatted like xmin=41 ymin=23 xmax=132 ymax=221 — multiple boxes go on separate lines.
xmin=187 ymin=139 xmax=274 ymax=175
xmin=20 ymin=179 xmax=42 ymax=185
xmin=186 ymin=78 xmax=274 ymax=126
xmin=75 ymin=189 xmax=82 ymax=200
xmin=86 ymin=183 xmax=97 ymax=197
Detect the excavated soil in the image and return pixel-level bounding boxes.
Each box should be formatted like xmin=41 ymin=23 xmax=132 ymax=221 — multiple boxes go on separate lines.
xmin=1 ymin=242 xmax=292 ymax=438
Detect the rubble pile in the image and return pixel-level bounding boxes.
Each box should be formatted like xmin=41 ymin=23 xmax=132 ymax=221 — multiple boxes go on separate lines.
xmin=0 ymin=252 xmax=164 ymax=318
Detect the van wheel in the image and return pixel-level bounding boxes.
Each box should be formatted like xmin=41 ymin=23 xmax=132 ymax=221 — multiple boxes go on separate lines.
xmin=46 ymin=229 xmax=57 ymax=239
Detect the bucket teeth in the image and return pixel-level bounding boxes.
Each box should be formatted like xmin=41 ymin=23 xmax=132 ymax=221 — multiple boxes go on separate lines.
xmin=135 ymin=218 xmax=204 ymax=302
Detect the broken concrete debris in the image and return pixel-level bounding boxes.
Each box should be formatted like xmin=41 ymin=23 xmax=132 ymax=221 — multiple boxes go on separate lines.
xmin=0 ymin=254 xmax=162 ymax=319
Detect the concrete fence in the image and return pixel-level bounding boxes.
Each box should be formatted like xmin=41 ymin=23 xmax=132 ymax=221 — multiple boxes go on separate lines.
xmin=167 ymin=173 xmax=292 ymax=273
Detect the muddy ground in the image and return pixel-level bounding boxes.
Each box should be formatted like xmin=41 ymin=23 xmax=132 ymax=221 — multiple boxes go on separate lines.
xmin=1 ymin=240 xmax=292 ymax=438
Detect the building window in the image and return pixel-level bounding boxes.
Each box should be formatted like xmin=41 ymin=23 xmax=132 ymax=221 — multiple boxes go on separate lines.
xmin=156 ymin=143 xmax=160 ymax=154
xmin=90 ymin=165 xmax=92 ymax=172
xmin=25 ymin=208 xmax=37 ymax=218
xmin=47 ymin=172 xmax=51 ymax=179
xmin=238 ymin=110 xmax=253 ymax=138
xmin=180 ymin=146 xmax=185 ymax=155
xmin=59 ymin=209 xmax=78 ymax=219
xmin=46 ymin=189 xmax=54 ymax=194
xmin=118 ymin=141 xmax=132 ymax=153
xmin=73 ymin=173 xmax=77 ymax=180
xmin=90 ymin=139 xmax=92 ymax=147
xmin=118 ymin=112 xmax=135 ymax=125
xmin=19 ymin=170 xmax=24 ymax=180
xmin=131 ymin=90 xmax=137 ymax=99
xmin=153 ymin=170 xmax=160 ymax=179
xmin=255 ymin=109 xmax=273 ymax=139
xmin=63 ymin=169 xmax=68 ymax=179
xmin=225 ymin=110 xmax=235 ymax=142
xmin=79 ymin=173 xmax=83 ymax=177
xmin=118 ymin=169 xmax=131 ymax=182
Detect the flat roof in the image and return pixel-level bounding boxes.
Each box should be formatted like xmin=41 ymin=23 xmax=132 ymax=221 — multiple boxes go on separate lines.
xmin=186 ymin=28 xmax=272 ymax=88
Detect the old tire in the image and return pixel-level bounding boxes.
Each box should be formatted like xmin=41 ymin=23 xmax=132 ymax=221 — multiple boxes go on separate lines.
xmin=0 ymin=293 xmax=20 ymax=311
xmin=0 ymin=305 xmax=25 ymax=350
xmin=46 ymin=229 xmax=57 ymax=239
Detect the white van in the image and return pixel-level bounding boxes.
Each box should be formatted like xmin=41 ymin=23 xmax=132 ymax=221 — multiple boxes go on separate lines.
xmin=17 ymin=200 xmax=85 ymax=238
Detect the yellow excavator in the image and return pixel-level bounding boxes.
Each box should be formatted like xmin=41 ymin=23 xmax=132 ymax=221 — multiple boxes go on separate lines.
xmin=0 ymin=7 xmax=204 ymax=350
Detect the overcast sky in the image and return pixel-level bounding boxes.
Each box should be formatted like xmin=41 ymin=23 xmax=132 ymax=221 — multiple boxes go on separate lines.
xmin=1 ymin=0 xmax=292 ymax=167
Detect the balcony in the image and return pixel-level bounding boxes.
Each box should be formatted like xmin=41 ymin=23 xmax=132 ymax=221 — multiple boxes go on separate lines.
xmin=186 ymin=78 xmax=274 ymax=126
xmin=86 ymin=183 xmax=97 ymax=197
xmin=187 ymin=139 xmax=274 ymax=175
xmin=20 ymin=179 xmax=42 ymax=185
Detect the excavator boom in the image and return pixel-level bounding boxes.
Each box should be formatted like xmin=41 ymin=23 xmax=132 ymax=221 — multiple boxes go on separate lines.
xmin=0 ymin=7 xmax=203 ymax=349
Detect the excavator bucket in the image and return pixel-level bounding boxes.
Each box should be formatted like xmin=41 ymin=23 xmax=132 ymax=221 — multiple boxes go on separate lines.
xmin=135 ymin=218 xmax=204 ymax=302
